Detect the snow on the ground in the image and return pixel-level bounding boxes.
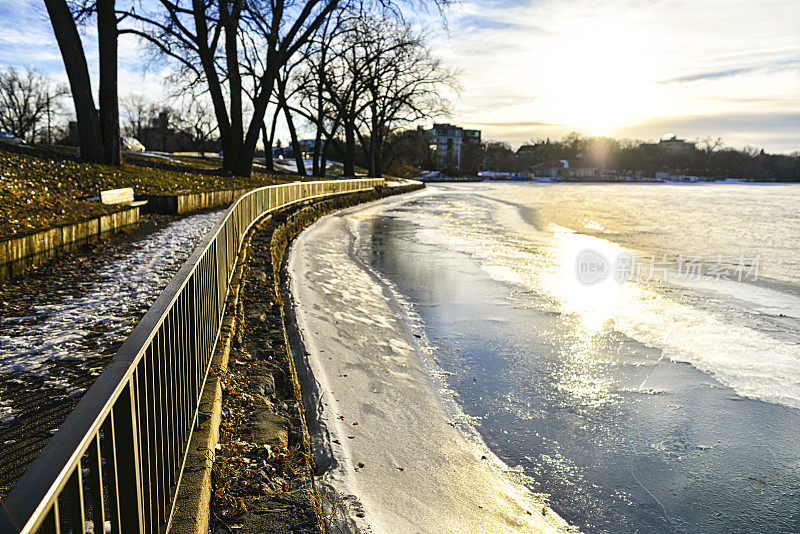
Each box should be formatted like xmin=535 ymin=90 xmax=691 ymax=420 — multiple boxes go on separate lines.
xmin=0 ymin=210 xmax=223 ymax=375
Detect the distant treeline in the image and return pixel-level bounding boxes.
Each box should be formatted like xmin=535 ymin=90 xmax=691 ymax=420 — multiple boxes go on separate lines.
xmin=482 ymin=133 xmax=800 ymax=181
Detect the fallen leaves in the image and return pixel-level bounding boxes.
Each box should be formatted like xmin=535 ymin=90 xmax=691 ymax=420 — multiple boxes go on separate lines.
xmin=0 ymin=143 xmax=314 ymax=240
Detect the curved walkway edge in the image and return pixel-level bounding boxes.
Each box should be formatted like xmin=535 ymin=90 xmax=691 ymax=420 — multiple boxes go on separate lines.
xmin=170 ymin=180 xmax=424 ymax=533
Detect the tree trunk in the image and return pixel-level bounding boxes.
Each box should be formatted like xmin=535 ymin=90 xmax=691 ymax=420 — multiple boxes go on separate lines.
xmin=43 ymin=0 xmax=101 ymax=162
xmin=262 ymin=104 xmax=280 ymax=172
xmin=222 ymin=0 xmax=243 ymax=174
xmin=320 ymin=140 xmax=328 ymax=178
xmin=233 ymin=67 xmax=278 ymax=177
xmin=343 ymin=122 xmax=355 ymax=177
xmin=312 ymin=126 xmax=323 ymax=177
xmin=97 ymin=0 xmax=120 ymax=166
xmin=312 ymin=77 xmax=325 ymax=177
xmin=192 ymin=0 xmax=231 ymax=170
xmin=374 ymin=125 xmax=384 ymax=177
xmin=261 ymin=124 xmax=272 ymax=171
xmin=281 ymin=100 xmax=306 ymax=176
xmin=368 ymin=132 xmax=376 ymax=177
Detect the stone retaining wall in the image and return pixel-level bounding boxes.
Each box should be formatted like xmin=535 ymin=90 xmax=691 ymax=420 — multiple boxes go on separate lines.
xmin=139 ymin=188 xmax=252 ymax=214
xmin=0 ymin=207 xmax=140 ymax=282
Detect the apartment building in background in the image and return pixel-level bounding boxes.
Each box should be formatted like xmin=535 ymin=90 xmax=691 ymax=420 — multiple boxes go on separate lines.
xmin=425 ymin=123 xmax=482 ymax=170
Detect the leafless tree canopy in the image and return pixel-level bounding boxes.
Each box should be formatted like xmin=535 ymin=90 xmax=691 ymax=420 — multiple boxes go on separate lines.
xmin=174 ymin=98 xmax=219 ymax=154
xmin=0 ymin=67 xmax=69 ymax=143
xmin=292 ymin=11 xmax=456 ymax=176
xmin=120 ymin=94 xmax=154 ymax=140
xmin=116 ymin=0 xmax=455 ymax=176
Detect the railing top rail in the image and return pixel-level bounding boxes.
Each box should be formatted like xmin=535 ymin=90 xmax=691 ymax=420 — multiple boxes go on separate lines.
xmin=0 ymin=177 xmax=383 ymax=533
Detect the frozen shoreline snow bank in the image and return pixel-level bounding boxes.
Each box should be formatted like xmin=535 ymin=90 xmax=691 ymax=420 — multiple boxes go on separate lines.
xmin=287 ymin=195 xmax=572 ymax=533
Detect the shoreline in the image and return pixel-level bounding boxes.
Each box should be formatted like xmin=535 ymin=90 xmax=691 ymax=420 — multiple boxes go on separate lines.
xmin=195 ymin=180 xmax=425 ymax=532
xmin=286 ymin=193 xmax=574 ymax=533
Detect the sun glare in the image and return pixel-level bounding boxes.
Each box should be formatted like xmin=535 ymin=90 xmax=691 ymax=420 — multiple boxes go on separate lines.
xmin=532 ymin=19 xmax=670 ymax=135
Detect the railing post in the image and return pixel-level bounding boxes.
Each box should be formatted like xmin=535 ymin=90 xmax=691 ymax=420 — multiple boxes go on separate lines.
xmin=87 ymin=435 xmax=106 ymax=534
xmin=39 ymin=504 xmax=60 ymax=534
xmin=63 ymin=459 xmax=85 ymax=533
xmin=112 ymin=380 xmax=145 ymax=533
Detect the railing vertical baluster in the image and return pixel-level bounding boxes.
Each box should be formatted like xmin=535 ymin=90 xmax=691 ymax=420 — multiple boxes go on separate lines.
xmin=179 ymin=293 xmax=191 ymax=433
xmin=210 ymin=241 xmax=220 ymax=324
xmin=173 ymin=306 xmax=185 ymax=467
xmin=63 ymin=466 xmax=85 ymax=533
xmin=171 ymin=308 xmax=185 ymax=449
xmin=188 ymin=276 xmax=199 ymax=406
xmin=111 ymin=379 xmax=144 ymax=533
xmin=102 ymin=414 xmax=120 ymax=534
xmin=217 ymin=240 xmax=225 ymax=321
xmin=199 ymin=259 xmax=208 ymax=368
xmin=144 ymin=346 xmax=161 ymax=529
xmin=87 ymin=434 xmax=105 ymax=534
xmin=156 ymin=329 xmax=171 ymax=517
xmin=199 ymin=260 xmax=209 ymax=372
xmin=134 ymin=362 xmax=153 ymax=534
xmin=165 ymin=313 xmax=178 ymax=489
xmin=39 ymin=503 xmax=60 ymax=534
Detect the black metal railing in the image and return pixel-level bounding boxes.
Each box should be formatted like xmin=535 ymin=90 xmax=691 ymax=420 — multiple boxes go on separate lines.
xmin=0 ymin=179 xmax=384 ymax=534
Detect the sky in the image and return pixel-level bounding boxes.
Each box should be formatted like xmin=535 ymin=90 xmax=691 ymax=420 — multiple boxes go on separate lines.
xmin=437 ymin=0 xmax=800 ymax=153
xmin=1 ymin=0 xmax=799 ymax=153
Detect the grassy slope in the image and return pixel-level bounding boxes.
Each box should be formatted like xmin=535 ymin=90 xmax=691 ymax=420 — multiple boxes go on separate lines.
xmin=0 ymin=143 xmax=310 ymax=240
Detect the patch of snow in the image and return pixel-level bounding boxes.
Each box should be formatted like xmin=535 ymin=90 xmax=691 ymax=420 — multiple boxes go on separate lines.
xmin=0 ymin=210 xmax=223 ymax=377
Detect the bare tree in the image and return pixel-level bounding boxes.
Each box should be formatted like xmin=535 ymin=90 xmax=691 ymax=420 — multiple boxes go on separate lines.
xmin=174 ymin=99 xmax=219 ymax=155
xmin=119 ymin=0 xmax=342 ymax=176
xmin=120 ymin=94 xmax=154 ymax=139
xmin=119 ymin=0 xmax=453 ymax=176
xmin=0 ymin=67 xmax=69 ymax=143
xmin=353 ymin=16 xmax=454 ymax=176
xmin=305 ymin=16 xmax=375 ymax=176
xmin=697 ymin=136 xmax=724 ymax=153
xmin=291 ymin=13 xmax=350 ymax=176
xmin=292 ymin=12 xmax=454 ymax=176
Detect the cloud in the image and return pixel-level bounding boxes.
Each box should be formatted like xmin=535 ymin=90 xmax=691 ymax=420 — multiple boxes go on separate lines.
xmin=468 ymin=120 xmax=561 ymax=128
xmin=661 ymin=67 xmax=756 ymax=84
xmin=1 ymin=0 xmax=799 ymax=153
xmin=454 ymin=14 xmax=527 ymax=32
xmin=630 ymin=112 xmax=800 ymax=133
xmin=429 ymin=0 xmax=800 ymax=152
xmin=661 ymin=56 xmax=800 ymax=84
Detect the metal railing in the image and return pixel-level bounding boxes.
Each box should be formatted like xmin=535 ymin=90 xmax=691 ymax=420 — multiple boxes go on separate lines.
xmin=0 ymin=178 xmax=384 ymax=534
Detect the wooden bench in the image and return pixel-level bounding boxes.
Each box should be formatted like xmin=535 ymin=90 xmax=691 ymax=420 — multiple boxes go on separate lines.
xmin=100 ymin=187 xmax=148 ymax=207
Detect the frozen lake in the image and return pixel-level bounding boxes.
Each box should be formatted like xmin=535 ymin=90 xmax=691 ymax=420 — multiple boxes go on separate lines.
xmin=292 ymin=183 xmax=800 ymax=533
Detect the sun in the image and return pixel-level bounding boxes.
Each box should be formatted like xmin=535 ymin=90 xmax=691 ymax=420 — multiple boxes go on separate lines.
xmin=536 ymin=23 xmax=670 ymax=135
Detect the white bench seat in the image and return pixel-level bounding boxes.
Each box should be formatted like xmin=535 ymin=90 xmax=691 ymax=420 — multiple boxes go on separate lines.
xmin=100 ymin=187 xmax=148 ymax=207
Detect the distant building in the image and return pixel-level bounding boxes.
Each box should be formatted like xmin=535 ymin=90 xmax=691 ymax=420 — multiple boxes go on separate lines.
xmin=532 ymin=160 xmax=569 ymax=178
xmin=425 ymin=123 xmax=481 ymax=170
xmin=567 ymin=165 xmax=598 ymax=179
xmin=274 ymin=139 xmax=323 ymax=159
xmin=530 ymin=159 xmax=599 ymax=180
xmin=516 ymin=145 xmax=538 ymax=157
xmin=643 ymin=134 xmax=696 ymax=155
